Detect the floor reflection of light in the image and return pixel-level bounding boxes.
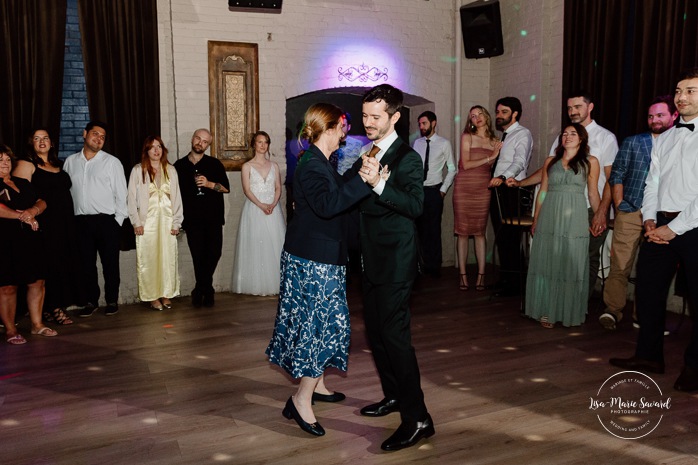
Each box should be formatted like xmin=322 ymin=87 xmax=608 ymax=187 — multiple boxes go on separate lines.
xmin=195 ymin=355 xmax=209 ymax=360
xmin=524 ymin=434 xmax=545 ymax=441
xmin=362 ymin=349 xmax=372 ymax=354
xmin=418 ymin=443 xmax=434 ymax=450
xmin=457 ymin=387 xmax=472 ymax=391
xmin=87 ymin=366 xmax=103 ymax=372
xmin=163 ymin=324 xmax=174 ymax=328
xmin=585 ymin=357 xmax=602 ymax=362
xmin=568 ymin=332 xmax=583 ymax=337
xmin=142 ymin=417 xmax=158 ymax=425
xmin=531 ymin=378 xmax=548 ymax=383
xmin=212 ymin=453 xmax=234 ymax=461
xmin=448 ymin=382 xmax=463 ymax=386
xmin=436 ymin=349 xmax=451 ymax=353
xmin=1 ymin=419 xmax=20 ymax=426
xmin=618 ymin=415 xmax=642 ymax=424
xmin=503 ymin=346 xmax=518 ymax=351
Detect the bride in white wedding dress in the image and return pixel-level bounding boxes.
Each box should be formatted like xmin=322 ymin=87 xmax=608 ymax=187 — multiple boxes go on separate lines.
xmin=232 ymin=131 xmax=286 ymax=295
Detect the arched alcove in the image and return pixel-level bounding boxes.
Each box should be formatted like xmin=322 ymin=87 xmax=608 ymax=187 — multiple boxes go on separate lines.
xmin=286 ymin=87 xmax=433 ymax=145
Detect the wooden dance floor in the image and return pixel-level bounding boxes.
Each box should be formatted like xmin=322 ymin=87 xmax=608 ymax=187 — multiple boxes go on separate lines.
xmin=1 ymin=267 xmax=697 ymax=464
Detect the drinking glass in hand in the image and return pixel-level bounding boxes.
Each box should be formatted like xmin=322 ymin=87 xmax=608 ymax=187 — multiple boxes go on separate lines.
xmin=194 ymin=169 xmax=205 ymax=196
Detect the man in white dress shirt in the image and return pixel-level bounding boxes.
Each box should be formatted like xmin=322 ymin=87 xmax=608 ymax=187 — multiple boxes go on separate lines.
xmin=64 ymin=121 xmax=128 ymax=317
xmin=610 ymin=68 xmax=698 ymax=392
xmin=413 ymin=111 xmax=456 ymax=277
xmin=489 ymin=97 xmax=533 ymax=296
xmin=510 ymin=92 xmax=618 ymax=297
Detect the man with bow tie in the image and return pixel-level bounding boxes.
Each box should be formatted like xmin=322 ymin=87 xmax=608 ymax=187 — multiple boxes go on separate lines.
xmin=610 ymin=68 xmax=698 ymax=393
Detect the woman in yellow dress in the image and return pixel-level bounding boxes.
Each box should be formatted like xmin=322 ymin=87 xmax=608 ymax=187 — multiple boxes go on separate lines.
xmin=127 ymin=136 xmax=183 ymax=310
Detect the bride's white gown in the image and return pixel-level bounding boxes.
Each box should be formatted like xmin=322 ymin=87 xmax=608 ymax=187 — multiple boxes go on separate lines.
xmin=232 ymin=164 xmax=286 ymax=295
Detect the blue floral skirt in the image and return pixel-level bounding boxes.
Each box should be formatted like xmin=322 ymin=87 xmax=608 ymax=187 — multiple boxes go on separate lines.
xmin=265 ymin=250 xmax=350 ymax=378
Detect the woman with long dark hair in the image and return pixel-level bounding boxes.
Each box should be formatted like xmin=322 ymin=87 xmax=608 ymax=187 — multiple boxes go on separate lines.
xmin=127 ymin=136 xmax=183 ymax=310
xmin=13 ymin=129 xmax=83 ymax=325
xmin=525 ymin=123 xmax=600 ymax=327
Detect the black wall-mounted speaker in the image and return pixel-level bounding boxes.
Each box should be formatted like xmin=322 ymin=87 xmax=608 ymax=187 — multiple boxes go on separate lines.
xmin=460 ymin=0 xmax=504 ymax=59
xmin=228 ymin=0 xmax=282 ymax=13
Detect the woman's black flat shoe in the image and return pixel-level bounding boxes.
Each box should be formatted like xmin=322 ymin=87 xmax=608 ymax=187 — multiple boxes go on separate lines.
xmin=282 ymin=397 xmax=325 ymax=436
xmin=311 ymin=391 xmax=346 ymax=404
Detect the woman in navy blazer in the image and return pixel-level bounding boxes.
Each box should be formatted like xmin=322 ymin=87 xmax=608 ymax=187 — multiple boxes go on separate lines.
xmin=266 ymin=103 xmax=373 ymax=436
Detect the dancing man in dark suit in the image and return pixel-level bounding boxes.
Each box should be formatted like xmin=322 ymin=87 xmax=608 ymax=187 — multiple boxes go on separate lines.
xmin=351 ymin=84 xmax=434 ymax=451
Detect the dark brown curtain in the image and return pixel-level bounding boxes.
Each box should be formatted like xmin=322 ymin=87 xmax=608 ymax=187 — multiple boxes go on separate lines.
xmin=563 ymin=0 xmax=698 ymax=142
xmin=0 ymin=0 xmax=66 ymax=155
xmin=77 ymin=0 xmax=161 ymax=172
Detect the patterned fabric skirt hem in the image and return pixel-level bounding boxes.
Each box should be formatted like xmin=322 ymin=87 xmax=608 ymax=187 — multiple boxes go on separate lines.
xmin=266 ymin=250 xmax=350 ymax=379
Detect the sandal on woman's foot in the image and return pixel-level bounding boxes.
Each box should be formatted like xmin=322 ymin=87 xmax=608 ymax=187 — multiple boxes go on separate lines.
xmin=540 ymin=317 xmax=554 ymax=329
xmin=459 ymin=274 xmax=469 ymax=291
xmin=476 ymin=273 xmax=486 ymax=291
xmin=6 ymin=334 xmax=27 ymax=345
xmin=31 ymin=327 xmax=58 ymax=337
xmin=52 ymin=308 xmax=73 ymax=325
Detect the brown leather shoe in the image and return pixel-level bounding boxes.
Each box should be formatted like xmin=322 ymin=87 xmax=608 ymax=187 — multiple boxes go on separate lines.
xmin=609 ymin=356 xmax=665 ymax=374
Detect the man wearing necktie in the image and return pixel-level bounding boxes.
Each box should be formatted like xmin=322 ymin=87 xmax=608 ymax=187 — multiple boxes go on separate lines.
xmin=349 ymin=84 xmax=433 ymax=451
xmin=412 ymin=111 xmax=456 ymax=277
xmin=610 ymin=68 xmax=698 ymax=392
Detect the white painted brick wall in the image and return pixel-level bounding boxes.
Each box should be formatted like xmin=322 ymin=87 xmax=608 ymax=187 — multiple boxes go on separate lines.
xmin=113 ymin=0 xmax=565 ymax=303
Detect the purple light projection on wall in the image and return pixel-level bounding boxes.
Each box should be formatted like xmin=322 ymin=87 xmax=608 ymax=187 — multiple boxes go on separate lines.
xmin=320 ymin=42 xmax=405 ymax=89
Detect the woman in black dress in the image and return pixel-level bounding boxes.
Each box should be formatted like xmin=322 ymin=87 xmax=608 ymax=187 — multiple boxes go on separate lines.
xmin=14 ymin=129 xmax=84 ymax=324
xmin=0 ymin=144 xmax=55 ymax=344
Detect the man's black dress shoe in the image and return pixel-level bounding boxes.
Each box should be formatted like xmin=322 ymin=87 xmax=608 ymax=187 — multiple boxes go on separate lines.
xmin=360 ymin=398 xmax=399 ymax=417
xmin=609 ymin=356 xmax=665 ymax=374
xmin=282 ymin=397 xmax=325 ymax=436
xmin=191 ymin=289 xmax=203 ymax=308
xmin=674 ymin=366 xmax=698 ymax=392
xmin=311 ymin=391 xmax=346 ymax=404
xmin=381 ymin=414 xmax=435 ymax=451
xmin=202 ymin=292 xmax=215 ymax=308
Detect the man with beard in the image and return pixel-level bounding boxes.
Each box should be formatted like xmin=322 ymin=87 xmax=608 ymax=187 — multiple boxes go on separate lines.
xmin=351 ymin=84 xmax=434 ymax=451
xmin=335 ymin=112 xmax=364 ymax=175
xmin=174 ymin=128 xmax=230 ymax=308
xmin=599 ymin=96 xmax=678 ymax=329
xmin=412 ymin=111 xmax=456 ymax=277
xmin=488 ymin=97 xmax=533 ymax=296
xmin=509 ymin=91 xmax=618 ymax=298
xmin=610 ymin=68 xmax=698 ymax=392
xmin=64 ymin=121 xmax=128 ymax=317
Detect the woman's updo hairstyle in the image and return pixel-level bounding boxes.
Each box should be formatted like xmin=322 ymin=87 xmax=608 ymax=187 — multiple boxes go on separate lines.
xmin=299 ymin=103 xmax=344 ymax=145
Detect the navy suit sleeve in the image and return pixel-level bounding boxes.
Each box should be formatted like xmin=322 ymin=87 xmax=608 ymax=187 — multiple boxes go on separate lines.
xmin=299 ymin=158 xmax=371 ymax=219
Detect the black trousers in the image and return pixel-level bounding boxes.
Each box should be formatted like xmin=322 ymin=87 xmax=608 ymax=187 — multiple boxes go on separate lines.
xmin=635 ymin=215 xmax=698 ymax=369
xmin=185 ymin=222 xmax=223 ymax=296
xmin=75 ymin=214 xmax=121 ymax=306
xmin=416 ymin=185 xmax=443 ymax=274
xmin=362 ymin=278 xmax=428 ymax=424
xmin=490 ymin=187 xmax=522 ymax=290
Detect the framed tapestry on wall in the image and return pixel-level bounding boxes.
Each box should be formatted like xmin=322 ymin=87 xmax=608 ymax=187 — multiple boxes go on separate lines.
xmin=208 ymin=41 xmax=259 ymax=170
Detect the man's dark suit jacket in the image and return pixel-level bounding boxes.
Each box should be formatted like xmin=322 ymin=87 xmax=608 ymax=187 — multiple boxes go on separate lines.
xmin=284 ymin=144 xmax=371 ymax=265
xmin=347 ymin=138 xmax=424 ymax=284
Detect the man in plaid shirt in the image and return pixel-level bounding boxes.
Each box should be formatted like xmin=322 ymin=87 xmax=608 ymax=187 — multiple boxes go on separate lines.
xmin=599 ymin=96 xmax=678 ymax=329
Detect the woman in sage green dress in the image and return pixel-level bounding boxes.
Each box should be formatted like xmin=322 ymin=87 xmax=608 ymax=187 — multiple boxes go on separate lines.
xmin=525 ymin=123 xmax=600 ymax=328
